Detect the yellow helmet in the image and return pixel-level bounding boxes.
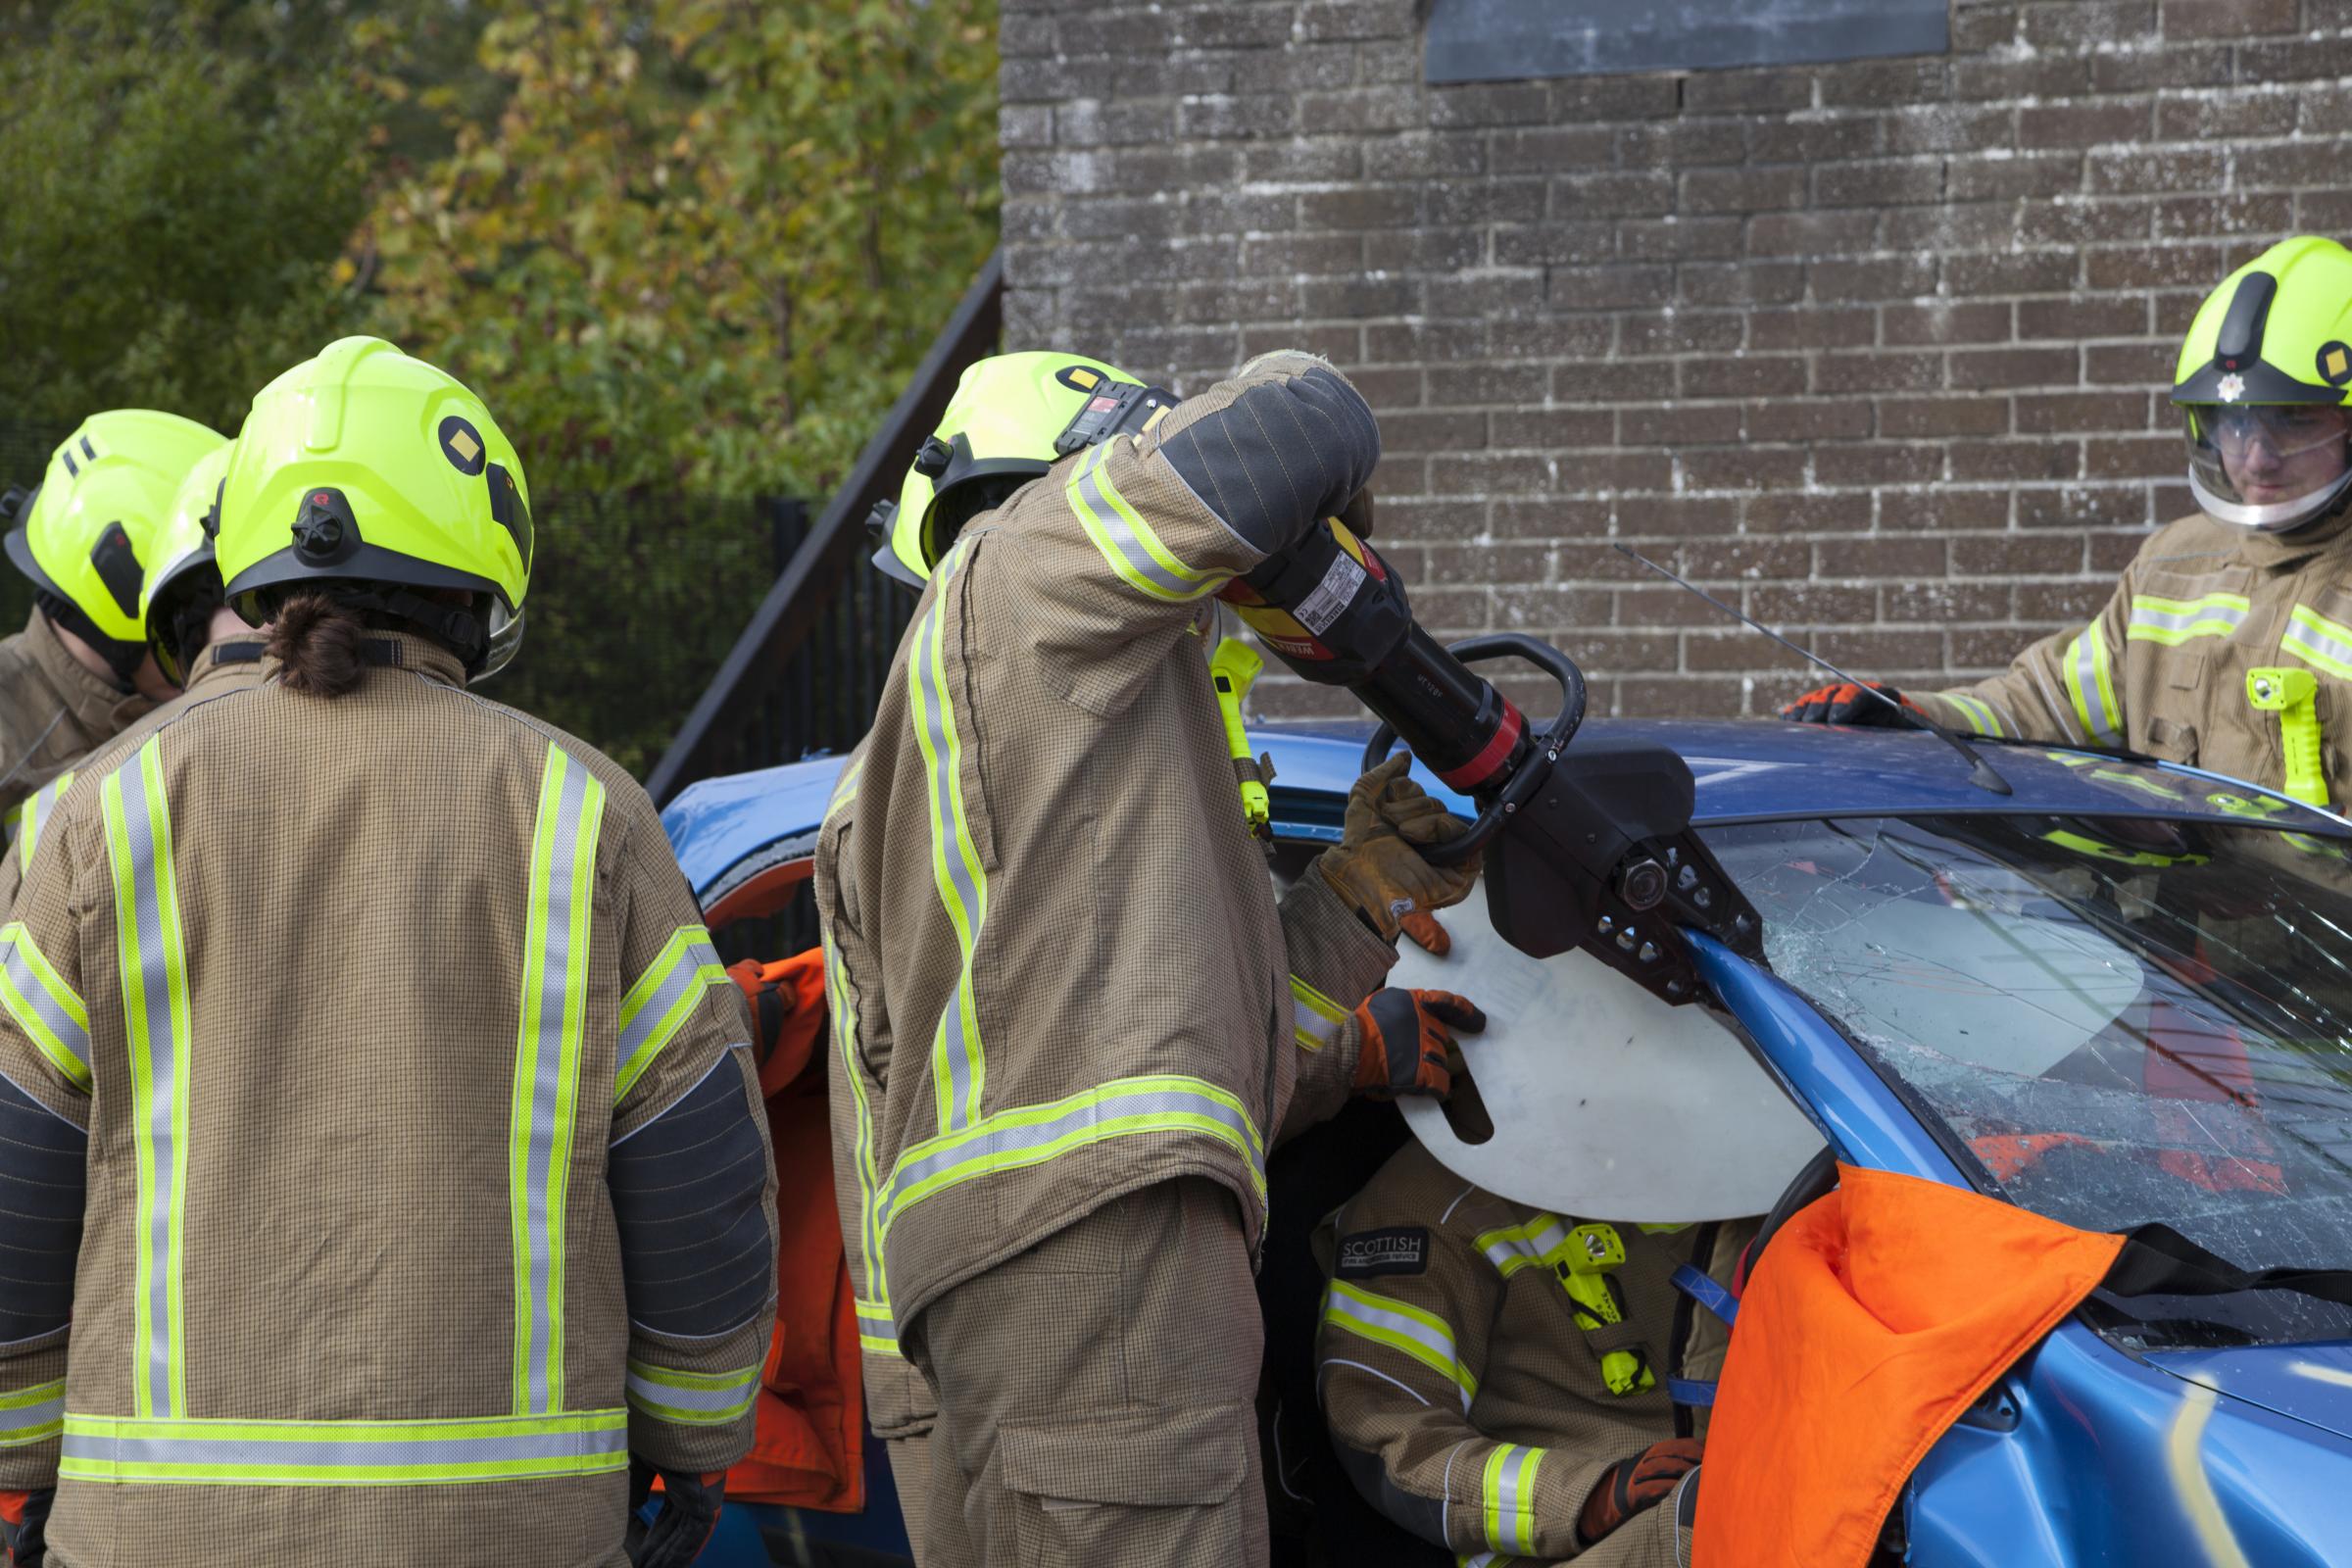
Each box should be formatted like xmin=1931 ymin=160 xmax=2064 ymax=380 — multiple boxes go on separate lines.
xmin=2173 ymin=236 xmax=2352 ymax=532
xmin=139 ymin=442 xmax=236 ymax=688
xmin=866 ymin=351 xmax=1174 ymax=585
xmin=2 ymin=410 xmax=226 ymax=673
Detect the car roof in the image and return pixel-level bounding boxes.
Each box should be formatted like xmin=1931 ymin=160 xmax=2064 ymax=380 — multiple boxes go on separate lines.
xmin=662 ymin=717 xmax=2348 ymax=905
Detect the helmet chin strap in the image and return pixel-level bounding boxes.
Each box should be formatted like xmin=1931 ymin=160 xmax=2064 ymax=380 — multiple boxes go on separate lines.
xmin=2189 ymin=461 xmax=2352 ymax=534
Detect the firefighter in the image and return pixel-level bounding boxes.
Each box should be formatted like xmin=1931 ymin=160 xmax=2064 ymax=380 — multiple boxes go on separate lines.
xmin=0 ymin=336 xmax=776 ymax=1568
xmin=1783 ymin=236 xmax=2352 ymax=816
xmin=0 ymin=410 xmax=224 ymax=815
xmin=0 ymin=441 xmax=271 ymax=914
xmin=818 ymin=349 xmax=1486 ymax=1567
xmin=1317 ymin=1140 xmax=1755 ymax=1566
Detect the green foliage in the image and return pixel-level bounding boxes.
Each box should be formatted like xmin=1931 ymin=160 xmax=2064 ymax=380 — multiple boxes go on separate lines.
xmin=0 ymin=0 xmax=375 ymax=437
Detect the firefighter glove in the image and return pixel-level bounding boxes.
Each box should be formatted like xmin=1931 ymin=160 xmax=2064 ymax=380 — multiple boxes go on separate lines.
xmin=2 ymin=1488 xmax=51 ymax=1567
xmin=1337 ymin=484 xmax=1376 ymax=540
xmin=1777 ymin=681 xmax=1922 ymax=728
xmin=626 ymin=1459 xmax=727 ymax=1568
xmin=1321 ymin=753 xmax=1479 ymax=945
xmin=1353 ymin=987 xmax=1484 ymax=1100
xmin=1578 ymin=1438 xmax=1704 ymax=1546
xmin=727 ymin=957 xmax=798 ymax=1069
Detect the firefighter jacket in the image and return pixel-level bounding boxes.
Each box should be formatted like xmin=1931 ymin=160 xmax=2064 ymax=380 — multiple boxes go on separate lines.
xmin=0 ymin=609 xmax=149 ymax=819
xmin=813 ymin=351 xmax=1400 ymax=1372
xmin=1315 ymin=1141 xmax=1756 ymax=1568
xmin=0 ymin=633 xmax=778 ymax=1567
xmin=1917 ymin=505 xmax=2352 ymax=808
xmin=0 ymin=637 xmax=270 ymax=915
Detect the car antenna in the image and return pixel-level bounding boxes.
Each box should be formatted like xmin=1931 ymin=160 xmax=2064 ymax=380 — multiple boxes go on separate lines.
xmin=1612 ymin=543 xmax=2013 ymax=797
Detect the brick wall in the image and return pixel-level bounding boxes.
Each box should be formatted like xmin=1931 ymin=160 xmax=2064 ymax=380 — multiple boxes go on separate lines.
xmin=998 ymin=0 xmax=2352 ymax=719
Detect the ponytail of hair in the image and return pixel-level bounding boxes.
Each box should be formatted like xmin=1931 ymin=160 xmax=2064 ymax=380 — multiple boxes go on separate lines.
xmin=267 ymin=590 xmax=370 ymax=699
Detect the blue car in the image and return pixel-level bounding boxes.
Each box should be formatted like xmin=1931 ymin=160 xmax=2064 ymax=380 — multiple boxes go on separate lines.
xmin=663 ymin=718 xmax=2352 ymax=1567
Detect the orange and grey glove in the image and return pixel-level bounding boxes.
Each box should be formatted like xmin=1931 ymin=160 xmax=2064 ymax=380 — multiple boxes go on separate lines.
xmin=1778 ymin=681 xmax=1923 ymax=728
xmin=1320 ymin=753 xmax=1479 ymax=950
xmin=1578 ymin=1438 xmax=1703 ymax=1546
xmin=627 ymin=1460 xmax=727 ymax=1568
xmin=2 ymin=1488 xmax=51 ymax=1567
xmin=727 ymin=956 xmax=798 ymax=1069
xmin=1353 ymin=987 xmax=1485 ymax=1100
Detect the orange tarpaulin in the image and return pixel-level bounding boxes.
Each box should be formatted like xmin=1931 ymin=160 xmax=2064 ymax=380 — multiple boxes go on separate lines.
xmin=724 ymin=951 xmax=867 ymax=1512
xmin=1693 ymin=1165 xmax=2124 ymax=1568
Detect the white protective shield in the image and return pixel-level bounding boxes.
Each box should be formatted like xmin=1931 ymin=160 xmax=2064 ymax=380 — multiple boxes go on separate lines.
xmin=1394 ymin=893 xmax=1827 ymax=1223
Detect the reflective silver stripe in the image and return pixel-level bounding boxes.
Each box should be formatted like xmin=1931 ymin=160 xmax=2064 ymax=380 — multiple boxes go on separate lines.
xmin=883 ymin=1079 xmax=1266 ymax=1223
xmin=1323 ymin=1281 xmax=1477 ymax=1411
xmin=2129 ymin=600 xmax=2247 ymax=638
xmin=59 ymin=1411 xmax=626 ymax=1483
xmin=1492 ymin=1445 xmax=1540 ymax=1553
xmin=0 ymin=924 xmax=90 ymax=1092
xmin=1291 ymin=975 xmax=1348 ymax=1051
xmin=2284 ymin=606 xmax=2352 ymax=681
xmin=909 ymin=550 xmax=988 ymax=1133
xmin=624 ymin=1363 xmax=760 ymax=1417
xmin=614 ymin=930 xmax=726 ymax=1099
xmin=1478 ymin=1218 xmax=1568 ymax=1277
xmin=17 ymin=770 xmax=73 ymax=870
xmin=107 ymin=743 xmax=187 ymax=1419
xmin=0 ymin=1382 xmax=64 ymax=1446
xmin=512 ymin=747 xmax=605 ymax=1416
xmin=1070 ymin=446 xmax=1211 ymax=601
xmin=2068 ymin=627 xmax=2120 ymax=746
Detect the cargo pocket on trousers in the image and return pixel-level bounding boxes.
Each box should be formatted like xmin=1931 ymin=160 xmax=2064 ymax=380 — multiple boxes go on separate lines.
xmin=999 ymin=1403 xmax=1250 ymax=1568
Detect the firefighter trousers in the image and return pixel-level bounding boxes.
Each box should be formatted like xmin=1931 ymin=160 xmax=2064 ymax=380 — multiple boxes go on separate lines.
xmin=905 ymin=1177 xmax=1267 ymax=1568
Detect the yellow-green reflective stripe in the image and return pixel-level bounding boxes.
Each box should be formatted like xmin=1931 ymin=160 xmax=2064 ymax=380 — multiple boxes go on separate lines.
xmin=0 ymin=921 xmax=90 ymax=1094
xmin=2283 ymin=605 xmax=2352 ymax=681
xmin=857 ymin=1298 xmax=901 ymax=1357
xmin=1942 ymin=695 xmax=2005 ymax=739
xmin=1482 ymin=1444 xmax=1544 ymax=1555
xmin=2064 ymin=625 xmax=2121 ymax=747
xmin=0 ymin=1380 xmax=64 ymax=1447
xmin=1475 ymin=1214 xmax=1570 ymax=1278
xmin=624 ymin=1359 xmax=760 ymax=1425
xmin=16 ymin=770 xmax=74 ymax=872
xmin=1066 ymin=446 xmax=1217 ymax=604
xmin=907 ymin=544 xmax=988 ymax=1134
xmin=103 ymin=740 xmax=191 ymax=1420
xmin=1291 ymin=975 xmax=1348 ymax=1052
xmin=509 ymin=745 xmax=606 ymax=1416
xmin=1322 ymin=1280 xmax=1478 ymax=1411
xmin=59 ymin=1409 xmax=626 ymax=1486
xmin=614 ymin=926 xmax=728 ymax=1102
xmin=825 ymin=933 xmax=890 ymax=1316
xmin=2128 ymin=593 xmax=2249 ymax=647
xmin=829 ymin=754 xmax=865 ymax=812
xmin=883 ymin=1074 xmax=1267 ymax=1226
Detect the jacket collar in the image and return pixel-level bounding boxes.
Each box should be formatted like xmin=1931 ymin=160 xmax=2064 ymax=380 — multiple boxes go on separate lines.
xmin=260 ymin=628 xmax=469 ymax=690
xmin=185 ymin=635 xmax=271 ymax=695
xmin=2235 ymin=485 xmax=2352 ymax=571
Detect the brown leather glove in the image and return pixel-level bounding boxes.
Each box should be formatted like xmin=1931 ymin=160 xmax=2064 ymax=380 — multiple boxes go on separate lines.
xmin=1578 ymin=1438 xmax=1704 ymax=1546
xmin=1336 ymin=485 xmax=1375 ymax=540
xmin=1320 ymin=753 xmax=1478 ymax=946
xmin=1353 ymin=987 xmax=1485 ymax=1100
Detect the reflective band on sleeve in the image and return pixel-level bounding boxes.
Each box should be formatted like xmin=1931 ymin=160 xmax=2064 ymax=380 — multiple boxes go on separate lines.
xmin=1291 ymin=975 xmax=1348 ymax=1053
xmin=59 ymin=1409 xmax=626 ymax=1487
xmin=15 ymin=770 xmax=74 ymax=872
xmin=2128 ymin=592 xmax=2249 ymax=648
xmin=1475 ymin=1214 xmax=1571 ymax=1279
xmin=823 ymin=931 xmax=894 ymax=1346
xmin=828 ymin=754 xmax=865 ymax=814
xmin=1939 ymin=695 xmax=2006 ymax=740
xmin=2284 ymin=604 xmax=2352 ymax=682
xmin=624 ymin=1359 xmax=760 ymax=1426
xmin=883 ymin=1074 xmax=1267 ymax=1226
xmin=1066 ymin=444 xmax=1221 ymax=604
xmin=102 ymin=740 xmax=192 ymax=1420
xmin=1321 ymin=1280 xmax=1479 ymax=1413
xmin=0 ymin=1380 xmax=65 ymax=1448
xmin=2064 ymin=624 xmax=2122 ymax=748
xmin=907 ymin=543 xmax=989 ymax=1135
xmin=509 ymin=744 xmax=607 ymax=1417
xmin=0 ymin=921 xmax=91 ymax=1095
xmin=614 ymin=925 xmax=728 ymax=1102
xmin=1482 ymin=1444 xmax=1544 ymax=1555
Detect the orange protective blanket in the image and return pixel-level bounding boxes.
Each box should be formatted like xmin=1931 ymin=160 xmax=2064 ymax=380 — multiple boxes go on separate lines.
xmin=724 ymin=951 xmax=866 ymax=1511
xmin=1693 ymin=1165 xmax=2124 ymax=1568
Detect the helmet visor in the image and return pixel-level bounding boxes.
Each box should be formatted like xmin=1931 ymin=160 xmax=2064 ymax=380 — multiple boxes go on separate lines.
xmin=475 ymin=602 xmax=523 ymax=683
xmin=2182 ymin=403 xmax=2352 ymax=530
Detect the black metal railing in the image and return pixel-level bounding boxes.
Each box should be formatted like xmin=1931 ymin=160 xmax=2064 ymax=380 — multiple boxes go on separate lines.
xmin=646 ymin=251 xmax=1005 ymax=804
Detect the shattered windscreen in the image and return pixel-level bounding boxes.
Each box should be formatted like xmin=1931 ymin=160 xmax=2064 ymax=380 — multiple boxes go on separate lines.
xmin=1702 ymin=813 xmax=2352 ymax=1346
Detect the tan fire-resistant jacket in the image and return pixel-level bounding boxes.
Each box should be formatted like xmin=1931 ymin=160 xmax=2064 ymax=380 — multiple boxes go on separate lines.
xmin=814 ymin=352 xmax=1399 ymax=1395
xmin=1316 ymin=1142 xmax=1756 ymax=1568
xmin=0 ymin=636 xmax=270 ymax=914
xmin=1918 ymin=506 xmax=2352 ymax=807
xmin=0 ymin=634 xmax=776 ymax=1567
xmin=0 ymin=609 xmax=149 ymax=818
